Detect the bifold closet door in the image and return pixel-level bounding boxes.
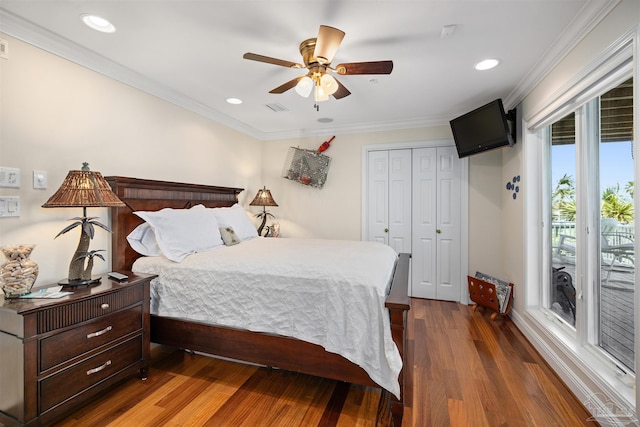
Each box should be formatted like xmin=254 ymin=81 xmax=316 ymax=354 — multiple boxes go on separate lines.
xmin=366 ymin=149 xmax=412 ymax=254
xmin=411 ymin=146 xmax=461 ymax=301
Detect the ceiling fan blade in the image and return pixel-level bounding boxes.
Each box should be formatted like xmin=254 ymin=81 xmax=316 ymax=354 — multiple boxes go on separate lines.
xmin=314 ymin=25 xmax=345 ymax=64
xmin=243 ymin=53 xmax=302 ymax=69
xmin=332 ymin=78 xmax=351 ymax=99
xmin=335 ymin=60 xmax=394 ymax=75
xmin=269 ymin=77 xmax=302 ymax=94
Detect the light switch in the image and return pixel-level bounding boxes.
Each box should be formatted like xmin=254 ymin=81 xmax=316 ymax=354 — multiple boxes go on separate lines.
xmin=0 ymin=167 xmax=20 ymax=188
xmin=0 ymin=196 xmax=20 ymax=217
xmin=33 ymin=170 xmax=47 ymax=189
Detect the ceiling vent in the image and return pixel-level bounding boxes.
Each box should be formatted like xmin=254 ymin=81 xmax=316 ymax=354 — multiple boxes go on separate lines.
xmin=265 ymin=103 xmax=288 ymax=112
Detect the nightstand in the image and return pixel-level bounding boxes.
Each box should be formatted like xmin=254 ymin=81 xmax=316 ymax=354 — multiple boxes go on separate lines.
xmin=0 ymin=273 xmax=156 ymax=426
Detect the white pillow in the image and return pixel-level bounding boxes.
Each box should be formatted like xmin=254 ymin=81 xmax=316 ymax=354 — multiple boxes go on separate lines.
xmin=126 ymin=223 xmax=162 ymax=257
xmin=134 ymin=205 xmax=223 ymax=262
xmin=211 ymin=204 xmax=259 ymax=241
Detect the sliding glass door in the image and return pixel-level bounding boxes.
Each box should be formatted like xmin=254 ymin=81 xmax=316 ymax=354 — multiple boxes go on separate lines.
xmin=546 ymin=78 xmax=635 ymax=372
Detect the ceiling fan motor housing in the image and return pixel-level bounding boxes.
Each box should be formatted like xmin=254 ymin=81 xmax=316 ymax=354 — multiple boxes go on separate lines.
xmin=299 ymin=38 xmax=319 ymax=67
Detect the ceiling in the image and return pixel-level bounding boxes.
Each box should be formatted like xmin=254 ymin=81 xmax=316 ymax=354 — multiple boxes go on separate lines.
xmin=0 ymin=1 xmax=615 ymax=141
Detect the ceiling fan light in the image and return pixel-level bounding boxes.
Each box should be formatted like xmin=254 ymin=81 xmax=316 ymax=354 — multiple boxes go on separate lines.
xmin=320 ymin=74 xmax=338 ymax=95
xmin=295 ymin=76 xmax=313 ymax=97
xmin=315 ymin=85 xmax=329 ymax=102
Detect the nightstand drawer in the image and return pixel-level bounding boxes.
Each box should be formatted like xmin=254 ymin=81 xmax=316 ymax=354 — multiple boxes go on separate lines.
xmin=40 ymin=305 xmax=143 ymax=372
xmin=36 ymin=284 xmax=144 ymax=334
xmin=39 ymin=335 xmax=143 ymax=413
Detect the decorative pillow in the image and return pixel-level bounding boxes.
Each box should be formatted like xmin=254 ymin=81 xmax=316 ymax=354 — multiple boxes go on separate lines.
xmin=126 ymin=222 xmax=162 ymax=257
xmin=212 ymin=204 xmax=259 ymax=241
xmin=134 ymin=205 xmax=223 ymax=262
xmin=219 ymin=226 xmax=240 ymax=246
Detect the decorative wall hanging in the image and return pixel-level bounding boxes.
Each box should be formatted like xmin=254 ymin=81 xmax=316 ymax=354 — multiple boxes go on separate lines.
xmin=282 ymin=136 xmax=335 ymax=188
xmin=506 ymin=175 xmax=521 ymax=199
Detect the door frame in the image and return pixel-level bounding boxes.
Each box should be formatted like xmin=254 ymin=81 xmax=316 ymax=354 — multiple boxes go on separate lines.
xmin=361 ymin=139 xmax=470 ymax=303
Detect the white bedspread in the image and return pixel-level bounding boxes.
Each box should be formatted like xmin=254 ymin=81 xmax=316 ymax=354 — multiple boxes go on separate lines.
xmin=132 ymin=237 xmax=402 ymax=398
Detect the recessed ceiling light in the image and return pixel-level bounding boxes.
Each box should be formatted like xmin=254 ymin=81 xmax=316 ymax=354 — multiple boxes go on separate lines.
xmin=474 ymin=58 xmax=501 ymax=71
xmin=81 ymin=14 xmax=116 ymax=33
xmin=226 ymin=98 xmax=242 ymax=105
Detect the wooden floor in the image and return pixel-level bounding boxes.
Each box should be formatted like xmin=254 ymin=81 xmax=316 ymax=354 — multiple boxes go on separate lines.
xmin=54 ymin=299 xmax=597 ymax=427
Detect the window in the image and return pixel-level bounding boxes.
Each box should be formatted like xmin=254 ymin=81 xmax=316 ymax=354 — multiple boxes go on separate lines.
xmin=549 ymin=112 xmax=577 ymax=327
xmin=546 ymin=80 xmax=635 ymax=372
xmin=524 ymin=36 xmax=636 ymax=416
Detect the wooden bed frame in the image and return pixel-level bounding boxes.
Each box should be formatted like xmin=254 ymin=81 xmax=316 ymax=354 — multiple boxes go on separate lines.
xmin=106 ymin=176 xmax=411 ymax=425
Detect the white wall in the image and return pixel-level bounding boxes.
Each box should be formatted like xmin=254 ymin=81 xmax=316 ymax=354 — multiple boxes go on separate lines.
xmin=262 ymin=128 xmax=440 ymax=239
xmin=0 ymin=34 xmax=263 ymax=285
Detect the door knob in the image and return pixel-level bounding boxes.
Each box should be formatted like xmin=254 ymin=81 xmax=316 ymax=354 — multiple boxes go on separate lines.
xmin=384 ymin=228 xmax=389 ymax=233
xmin=436 ymin=229 xmax=441 ymax=234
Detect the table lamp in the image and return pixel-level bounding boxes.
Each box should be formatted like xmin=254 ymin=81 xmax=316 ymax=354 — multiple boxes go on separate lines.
xmin=42 ymin=162 xmax=125 ymax=286
xmin=249 ymin=186 xmax=278 ymax=236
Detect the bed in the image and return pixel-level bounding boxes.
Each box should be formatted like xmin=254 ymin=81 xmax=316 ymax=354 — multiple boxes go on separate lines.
xmin=106 ymin=176 xmax=411 ymax=425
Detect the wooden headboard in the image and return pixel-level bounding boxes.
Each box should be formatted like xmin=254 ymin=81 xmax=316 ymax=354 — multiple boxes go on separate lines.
xmin=106 ymin=176 xmax=243 ymax=272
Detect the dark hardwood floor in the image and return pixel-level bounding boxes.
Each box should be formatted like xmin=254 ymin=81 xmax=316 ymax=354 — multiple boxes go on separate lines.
xmin=54 ymin=299 xmax=597 ymax=426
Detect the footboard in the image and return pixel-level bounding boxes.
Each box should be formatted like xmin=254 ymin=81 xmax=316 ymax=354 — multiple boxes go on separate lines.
xmin=386 ymin=253 xmax=411 ymax=425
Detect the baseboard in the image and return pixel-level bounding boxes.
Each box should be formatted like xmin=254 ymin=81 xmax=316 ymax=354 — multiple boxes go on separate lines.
xmin=511 ymin=309 xmax=637 ymax=426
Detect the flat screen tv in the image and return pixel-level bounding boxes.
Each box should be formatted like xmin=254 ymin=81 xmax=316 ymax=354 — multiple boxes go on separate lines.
xmin=450 ymin=98 xmax=515 ymax=158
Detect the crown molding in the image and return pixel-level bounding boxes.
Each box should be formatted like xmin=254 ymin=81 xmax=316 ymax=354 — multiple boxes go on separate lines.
xmin=1 ymin=1 xmax=620 ymax=141
xmin=504 ymin=0 xmax=621 ymax=110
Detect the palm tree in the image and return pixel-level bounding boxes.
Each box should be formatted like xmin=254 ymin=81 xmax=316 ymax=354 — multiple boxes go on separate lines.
xmin=601 ymin=184 xmax=634 ymax=223
xmin=77 ymin=250 xmax=106 ymax=280
xmin=625 ymin=181 xmax=634 ymax=198
xmin=552 ymin=174 xmax=576 ymax=221
xmin=55 ymin=209 xmax=111 ymax=282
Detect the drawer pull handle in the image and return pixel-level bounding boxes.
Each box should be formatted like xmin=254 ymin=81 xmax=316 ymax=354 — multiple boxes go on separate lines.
xmin=101 ymin=303 xmax=109 ymax=310
xmin=86 ymin=360 xmax=111 ymax=376
xmin=87 ymin=325 xmax=112 ymax=339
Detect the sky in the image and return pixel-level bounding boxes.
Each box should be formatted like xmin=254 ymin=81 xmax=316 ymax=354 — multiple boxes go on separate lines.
xmin=552 ymin=141 xmax=634 ymax=196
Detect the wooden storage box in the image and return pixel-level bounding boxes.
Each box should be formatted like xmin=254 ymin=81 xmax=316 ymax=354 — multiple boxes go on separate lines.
xmin=467 ymin=275 xmax=514 ymax=320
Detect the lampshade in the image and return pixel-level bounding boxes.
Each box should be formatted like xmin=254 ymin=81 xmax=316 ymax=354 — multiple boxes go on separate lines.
xmin=42 ymin=163 xmax=125 ymax=208
xmin=295 ymin=76 xmax=313 ymax=98
xmin=249 ymin=187 xmax=278 ymax=207
xmin=314 ymin=85 xmax=329 ymax=102
xmin=295 ymin=73 xmax=337 ymax=104
xmin=320 ymin=74 xmax=338 ymax=96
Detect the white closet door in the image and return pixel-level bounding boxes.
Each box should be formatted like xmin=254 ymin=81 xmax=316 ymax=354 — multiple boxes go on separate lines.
xmin=367 ymin=150 xmax=390 ymax=245
xmin=434 ymin=146 xmax=461 ymax=301
xmin=411 ymin=146 xmax=461 ymax=300
xmin=387 ymin=149 xmax=412 ymax=253
xmin=366 ymin=149 xmax=412 ymax=253
xmin=411 ymin=147 xmax=437 ymax=298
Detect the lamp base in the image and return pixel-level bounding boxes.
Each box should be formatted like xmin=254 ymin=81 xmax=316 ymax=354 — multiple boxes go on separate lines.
xmin=59 ymin=276 xmax=102 ymax=288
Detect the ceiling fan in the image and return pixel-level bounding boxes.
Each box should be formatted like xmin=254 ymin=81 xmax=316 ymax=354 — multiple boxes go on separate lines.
xmin=243 ymin=25 xmax=393 ymax=109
